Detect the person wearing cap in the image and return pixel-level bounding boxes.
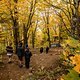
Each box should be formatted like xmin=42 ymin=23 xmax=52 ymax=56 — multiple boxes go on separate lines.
xmin=24 ymin=47 xmax=32 ymax=69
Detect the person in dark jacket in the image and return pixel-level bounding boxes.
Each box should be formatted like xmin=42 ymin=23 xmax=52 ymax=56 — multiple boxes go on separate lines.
xmin=46 ymin=46 xmax=49 ymax=54
xmin=6 ymin=43 xmax=13 ymax=63
xmin=17 ymin=42 xmax=24 ymax=68
xmin=24 ymin=47 xmax=32 ymax=69
xmin=25 ymin=43 xmax=28 ymax=48
xmin=40 ymin=47 xmax=43 ymax=53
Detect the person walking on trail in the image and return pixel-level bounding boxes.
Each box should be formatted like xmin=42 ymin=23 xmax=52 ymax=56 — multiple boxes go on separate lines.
xmin=6 ymin=43 xmax=13 ymax=63
xmin=46 ymin=46 xmax=49 ymax=54
xmin=24 ymin=47 xmax=32 ymax=69
xmin=40 ymin=47 xmax=43 ymax=53
xmin=17 ymin=42 xmax=24 ymax=68
xmin=25 ymin=43 xmax=28 ymax=48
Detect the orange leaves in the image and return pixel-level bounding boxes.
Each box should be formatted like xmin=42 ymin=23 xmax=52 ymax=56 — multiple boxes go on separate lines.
xmin=60 ymin=77 xmax=64 ymax=80
xmin=74 ymin=64 xmax=80 ymax=74
xmin=71 ymin=54 xmax=80 ymax=65
xmin=61 ymin=37 xmax=80 ymax=79
xmin=69 ymin=54 xmax=80 ymax=74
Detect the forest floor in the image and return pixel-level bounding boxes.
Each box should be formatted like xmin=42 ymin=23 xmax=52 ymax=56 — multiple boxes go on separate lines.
xmin=0 ymin=47 xmax=63 ymax=80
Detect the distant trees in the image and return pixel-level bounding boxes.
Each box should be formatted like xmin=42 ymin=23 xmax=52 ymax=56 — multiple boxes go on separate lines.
xmin=42 ymin=8 xmax=51 ymax=47
xmin=44 ymin=0 xmax=80 ymax=40
xmin=0 ymin=0 xmax=80 ymax=51
xmin=0 ymin=0 xmax=20 ymax=53
xmin=23 ymin=0 xmax=37 ymax=47
xmin=0 ymin=0 xmax=38 ymax=51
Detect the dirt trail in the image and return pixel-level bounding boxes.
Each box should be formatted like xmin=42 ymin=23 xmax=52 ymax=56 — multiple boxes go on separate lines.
xmin=0 ymin=48 xmax=62 ymax=80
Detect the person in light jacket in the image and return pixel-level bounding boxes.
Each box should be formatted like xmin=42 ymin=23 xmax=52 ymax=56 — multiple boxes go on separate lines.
xmin=6 ymin=43 xmax=13 ymax=63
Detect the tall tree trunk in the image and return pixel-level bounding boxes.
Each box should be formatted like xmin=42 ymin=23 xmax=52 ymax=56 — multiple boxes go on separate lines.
xmin=46 ymin=10 xmax=51 ymax=47
xmin=23 ymin=1 xmax=32 ymax=46
xmin=75 ymin=0 xmax=80 ymax=40
xmin=13 ymin=0 xmax=19 ymax=53
xmin=47 ymin=27 xmax=51 ymax=47
xmin=59 ymin=23 xmax=62 ymax=44
xmin=31 ymin=27 xmax=37 ymax=48
xmin=23 ymin=0 xmax=37 ymax=47
xmin=32 ymin=31 xmax=35 ymax=48
xmin=31 ymin=19 xmax=38 ymax=48
xmin=77 ymin=16 xmax=80 ymax=40
xmin=13 ymin=19 xmax=19 ymax=53
xmin=23 ymin=24 xmax=28 ymax=49
xmin=71 ymin=0 xmax=80 ymax=39
xmin=71 ymin=18 xmax=76 ymax=36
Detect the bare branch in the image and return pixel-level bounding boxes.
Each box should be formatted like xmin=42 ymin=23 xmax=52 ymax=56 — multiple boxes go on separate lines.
xmin=44 ymin=0 xmax=71 ymax=23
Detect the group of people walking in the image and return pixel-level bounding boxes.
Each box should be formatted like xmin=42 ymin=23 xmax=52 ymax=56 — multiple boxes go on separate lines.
xmin=6 ymin=42 xmax=49 ymax=69
xmin=40 ymin=46 xmax=49 ymax=54
xmin=6 ymin=42 xmax=32 ymax=69
xmin=17 ymin=42 xmax=32 ymax=68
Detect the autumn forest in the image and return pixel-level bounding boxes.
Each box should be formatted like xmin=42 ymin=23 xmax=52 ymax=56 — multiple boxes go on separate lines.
xmin=0 ymin=0 xmax=80 ymax=80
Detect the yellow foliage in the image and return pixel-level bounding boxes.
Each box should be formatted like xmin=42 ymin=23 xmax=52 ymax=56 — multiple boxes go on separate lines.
xmin=74 ymin=64 xmax=80 ymax=74
xmin=65 ymin=37 xmax=80 ymax=48
xmin=71 ymin=54 xmax=80 ymax=64
xmin=63 ymin=61 xmax=68 ymax=66
xmin=70 ymin=54 xmax=80 ymax=73
xmin=60 ymin=77 xmax=64 ymax=80
xmin=62 ymin=37 xmax=80 ymax=74
xmin=63 ymin=51 xmax=68 ymax=55
xmin=63 ymin=51 xmax=69 ymax=60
